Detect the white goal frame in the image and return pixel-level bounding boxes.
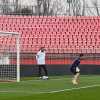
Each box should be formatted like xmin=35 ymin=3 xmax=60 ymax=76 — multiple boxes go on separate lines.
xmin=0 ymin=31 xmax=20 ymax=82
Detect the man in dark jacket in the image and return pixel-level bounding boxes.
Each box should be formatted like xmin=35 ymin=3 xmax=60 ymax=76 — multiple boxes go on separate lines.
xmin=70 ymin=54 xmax=83 ymax=85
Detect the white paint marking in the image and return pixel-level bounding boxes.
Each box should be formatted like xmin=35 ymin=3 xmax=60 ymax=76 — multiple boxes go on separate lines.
xmin=0 ymin=84 xmax=100 ymax=94
xmin=37 ymin=84 xmax=100 ymax=94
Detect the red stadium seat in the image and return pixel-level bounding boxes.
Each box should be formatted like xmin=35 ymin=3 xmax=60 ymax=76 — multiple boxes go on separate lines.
xmin=0 ymin=16 xmax=100 ymax=64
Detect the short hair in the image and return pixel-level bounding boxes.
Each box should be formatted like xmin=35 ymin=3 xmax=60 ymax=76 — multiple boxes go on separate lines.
xmin=79 ymin=53 xmax=83 ymax=57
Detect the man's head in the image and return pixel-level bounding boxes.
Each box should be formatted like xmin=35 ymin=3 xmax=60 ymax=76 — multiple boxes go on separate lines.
xmin=79 ymin=53 xmax=83 ymax=57
xmin=40 ymin=47 xmax=45 ymax=52
xmin=79 ymin=53 xmax=83 ymax=59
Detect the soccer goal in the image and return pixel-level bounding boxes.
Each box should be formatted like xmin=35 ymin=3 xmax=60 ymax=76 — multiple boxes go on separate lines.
xmin=0 ymin=31 xmax=20 ymax=82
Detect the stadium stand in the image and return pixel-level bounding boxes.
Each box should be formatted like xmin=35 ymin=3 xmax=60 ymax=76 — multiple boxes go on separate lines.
xmin=0 ymin=15 xmax=100 ymax=65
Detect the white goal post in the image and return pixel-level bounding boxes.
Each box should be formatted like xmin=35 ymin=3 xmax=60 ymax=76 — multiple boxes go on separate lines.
xmin=0 ymin=31 xmax=20 ymax=82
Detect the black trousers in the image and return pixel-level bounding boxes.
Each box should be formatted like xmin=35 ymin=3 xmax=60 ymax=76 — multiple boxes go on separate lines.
xmin=38 ymin=65 xmax=48 ymax=77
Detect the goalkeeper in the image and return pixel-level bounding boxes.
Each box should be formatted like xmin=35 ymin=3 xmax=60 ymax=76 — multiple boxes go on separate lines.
xmin=70 ymin=54 xmax=83 ymax=85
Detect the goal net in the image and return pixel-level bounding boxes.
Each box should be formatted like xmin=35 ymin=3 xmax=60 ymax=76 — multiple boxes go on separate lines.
xmin=0 ymin=31 xmax=20 ymax=82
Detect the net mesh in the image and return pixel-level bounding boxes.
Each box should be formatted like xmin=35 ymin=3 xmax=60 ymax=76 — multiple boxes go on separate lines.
xmin=0 ymin=32 xmax=20 ymax=82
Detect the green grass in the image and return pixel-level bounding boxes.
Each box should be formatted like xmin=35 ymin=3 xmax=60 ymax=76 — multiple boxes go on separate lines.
xmin=0 ymin=75 xmax=100 ymax=100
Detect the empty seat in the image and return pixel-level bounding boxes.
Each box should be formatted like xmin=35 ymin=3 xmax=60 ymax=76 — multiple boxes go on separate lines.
xmin=0 ymin=15 xmax=99 ymax=55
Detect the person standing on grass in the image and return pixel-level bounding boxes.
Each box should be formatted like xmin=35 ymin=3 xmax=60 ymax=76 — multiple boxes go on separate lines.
xmin=70 ymin=54 xmax=83 ymax=85
xmin=36 ymin=47 xmax=48 ymax=79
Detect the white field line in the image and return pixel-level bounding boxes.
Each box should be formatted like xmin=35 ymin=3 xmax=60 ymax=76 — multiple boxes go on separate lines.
xmin=37 ymin=84 xmax=100 ymax=94
xmin=0 ymin=84 xmax=100 ymax=94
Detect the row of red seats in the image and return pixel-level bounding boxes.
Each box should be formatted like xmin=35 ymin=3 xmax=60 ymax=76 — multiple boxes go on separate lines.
xmin=0 ymin=16 xmax=100 ymax=53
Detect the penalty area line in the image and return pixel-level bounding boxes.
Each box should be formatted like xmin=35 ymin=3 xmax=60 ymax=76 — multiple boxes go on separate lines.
xmin=37 ymin=84 xmax=100 ymax=94
xmin=0 ymin=84 xmax=100 ymax=94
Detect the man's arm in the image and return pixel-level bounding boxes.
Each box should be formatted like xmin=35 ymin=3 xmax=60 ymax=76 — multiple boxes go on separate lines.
xmin=36 ymin=52 xmax=39 ymax=60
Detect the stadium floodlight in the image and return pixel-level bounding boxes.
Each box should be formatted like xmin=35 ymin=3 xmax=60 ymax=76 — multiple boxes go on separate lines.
xmin=0 ymin=31 xmax=20 ymax=82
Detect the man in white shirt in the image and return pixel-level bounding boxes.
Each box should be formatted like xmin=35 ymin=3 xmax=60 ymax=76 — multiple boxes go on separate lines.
xmin=36 ymin=47 xmax=48 ymax=79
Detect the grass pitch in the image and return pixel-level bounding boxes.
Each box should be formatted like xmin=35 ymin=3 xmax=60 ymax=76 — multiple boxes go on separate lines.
xmin=0 ymin=75 xmax=100 ymax=100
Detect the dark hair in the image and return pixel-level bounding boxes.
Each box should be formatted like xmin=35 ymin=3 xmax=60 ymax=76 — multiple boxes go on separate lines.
xmin=79 ymin=53 xmax=83 ymax=57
